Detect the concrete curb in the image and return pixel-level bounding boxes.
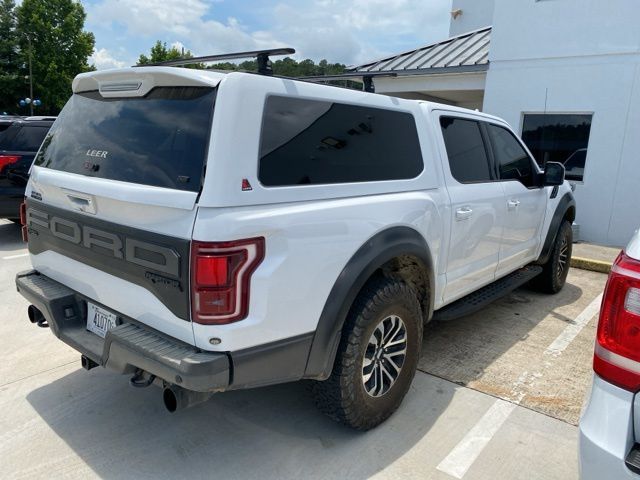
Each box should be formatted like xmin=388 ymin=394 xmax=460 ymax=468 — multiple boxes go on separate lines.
xmin=570 ymin=256 xmax=612 ymax=274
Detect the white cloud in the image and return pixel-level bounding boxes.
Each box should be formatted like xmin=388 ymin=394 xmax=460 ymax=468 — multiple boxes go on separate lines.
xmin=90 ymin=48 xmax=127 ymax=70
xmin=269 ymin=0 xmax=451 ymax=64
xmin=90 ymin=0 xmax=210 ymax=37
xmin=86 ymin=0 xmax=450 ymax=66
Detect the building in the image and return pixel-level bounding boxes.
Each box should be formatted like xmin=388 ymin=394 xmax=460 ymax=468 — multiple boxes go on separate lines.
xmin=350 ymin=0 xmax=640 ymax=247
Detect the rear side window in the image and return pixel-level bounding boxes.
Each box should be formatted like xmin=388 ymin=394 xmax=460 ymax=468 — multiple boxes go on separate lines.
xmin=440 ymin=117 xmax=491 ymax=183
xmin=35 ymin=87 xmax=216 ymax=192
xmin=258 ymin=96 xmax=423 ymax=186
xmin=1 ymin=125 xmax=50 ymax=151
xmin=486 ymin=124 xmax=536 ymax=187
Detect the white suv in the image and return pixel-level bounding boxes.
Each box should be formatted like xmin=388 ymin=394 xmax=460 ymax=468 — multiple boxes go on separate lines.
xmin=16 ymin=65 xmax=575 ymax=429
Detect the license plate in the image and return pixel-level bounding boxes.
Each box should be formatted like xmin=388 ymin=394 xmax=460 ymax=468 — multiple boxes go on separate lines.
xmin=86 ymin=302 xmax=118 ymax=338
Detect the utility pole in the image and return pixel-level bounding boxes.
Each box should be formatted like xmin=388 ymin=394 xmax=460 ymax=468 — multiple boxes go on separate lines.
xmin=27 ymin=35 xmax=33 ymax=116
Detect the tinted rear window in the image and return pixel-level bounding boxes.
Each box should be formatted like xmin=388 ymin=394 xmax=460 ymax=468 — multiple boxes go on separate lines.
xmin=440 ymin=117 xmax=492 ymax=183
xmin=35 ymin=87 xmax=216 ymax=192
xmin=1 ymin=125 xmax=50 ymax=151
xmin=258 ymin=96 xmax=423 ymax=186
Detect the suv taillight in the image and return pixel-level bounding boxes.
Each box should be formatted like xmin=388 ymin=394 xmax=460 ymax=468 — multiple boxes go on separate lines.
xmin=0 ymin=155 xmax=21 ymax=172
xmin=190 ymin=237 xmax=265 ymax=325
xmin=594 ymin=251 xmax=640 ymax=391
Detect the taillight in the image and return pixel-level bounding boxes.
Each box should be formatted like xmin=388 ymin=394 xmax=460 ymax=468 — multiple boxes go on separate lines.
xmin=594 ymin=251 xmax=640 ymax=391
xmin=0 ymin=155 xmax=21 ymax=172
xmin=19 ymin=200 xmax=28 ymax=242
xmin=191 ymin=237 xmax=265 ymax=325
xmin=19 ymin=201 xmax=27 ymax=225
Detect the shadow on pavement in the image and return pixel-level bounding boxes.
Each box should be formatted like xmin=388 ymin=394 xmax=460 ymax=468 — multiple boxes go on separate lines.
xmin=0 ymin=220 xmax=24 ymax=253
xmin=26 ymin=367 xmax=455 ymax=479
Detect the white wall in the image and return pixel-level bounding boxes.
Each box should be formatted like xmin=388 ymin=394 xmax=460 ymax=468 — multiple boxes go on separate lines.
xmin=489 ymin=0 xmax=640 ymax=62
xmin=449 ymin=0 xmax=495 ymax=37
xmin=483 ymin=0 xmax=640 ymax=246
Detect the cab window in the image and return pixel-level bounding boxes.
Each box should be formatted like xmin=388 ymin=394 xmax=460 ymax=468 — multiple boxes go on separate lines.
xmin=487 ymin=124 xmax=537 ymax=187
xmin=439 ymin=116 xmax=492 ymax=183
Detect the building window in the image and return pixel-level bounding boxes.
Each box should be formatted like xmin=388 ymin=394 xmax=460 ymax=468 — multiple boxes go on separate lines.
xmin=521 ymin=113 xmax=592 ymax=182
xmin=258 ymin=96 xmax=423 ymax=187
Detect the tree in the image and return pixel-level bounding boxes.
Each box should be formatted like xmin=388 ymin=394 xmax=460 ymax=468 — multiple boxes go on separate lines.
xmin=207 ymin=57 xmax=347 ymax=78
xmin=0 ymin=0 xmax=21 ymax=114
xmin=16 ymin=0 xmax=95 ymax=115
xmin=138 ymin=41 xmax=203 ymax=68
xmin=205 ymin=57 xmax=357 ymax=89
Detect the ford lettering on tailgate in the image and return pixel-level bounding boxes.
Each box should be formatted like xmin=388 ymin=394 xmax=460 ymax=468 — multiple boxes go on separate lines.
xmin=24 ymin=200 xmax=191 ymax=321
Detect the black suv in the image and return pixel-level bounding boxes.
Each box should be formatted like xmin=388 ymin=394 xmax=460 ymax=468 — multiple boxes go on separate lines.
xmin=0 ymin=117 xmax=55 ymax=220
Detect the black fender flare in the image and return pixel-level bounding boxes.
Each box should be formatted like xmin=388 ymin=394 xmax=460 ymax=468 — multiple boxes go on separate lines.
xmin=303 ymin=226 xmax=435 ymax=380
xmin=536 ymin=191 xmax=576 ymax=265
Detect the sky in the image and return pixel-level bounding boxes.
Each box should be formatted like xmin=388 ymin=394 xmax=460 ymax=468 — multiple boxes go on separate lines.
xmin=83 ymin=0 xmax=452 ymax=70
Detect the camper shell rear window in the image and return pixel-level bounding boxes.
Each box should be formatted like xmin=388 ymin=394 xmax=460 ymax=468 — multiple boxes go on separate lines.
xmin=35 ymin=87 xmax=216 ymax=192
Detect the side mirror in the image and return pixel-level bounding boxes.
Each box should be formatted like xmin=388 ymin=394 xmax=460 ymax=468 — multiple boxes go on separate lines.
xmin=542 ymin=161 xmax=565 ymax=186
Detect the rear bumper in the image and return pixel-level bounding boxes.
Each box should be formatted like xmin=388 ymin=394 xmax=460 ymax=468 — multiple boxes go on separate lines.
xmin=15 ymin=270 xmax=230 ymax=392
xmin=579 ymin=375 xmax=639 ymax=479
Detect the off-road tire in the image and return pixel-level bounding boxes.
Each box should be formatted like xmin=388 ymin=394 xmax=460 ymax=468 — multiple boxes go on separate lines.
xmin=310 ymin=277 xmax=423 ymax=430
xmin=532 ymin=220 xmax=572 ymax=294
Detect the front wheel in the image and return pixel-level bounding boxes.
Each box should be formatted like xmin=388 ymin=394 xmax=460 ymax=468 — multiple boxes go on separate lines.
xmin=310 ymin=277 xmax=423 ymax=430
xmin=532 ymin=220 xmax=572 ymax=294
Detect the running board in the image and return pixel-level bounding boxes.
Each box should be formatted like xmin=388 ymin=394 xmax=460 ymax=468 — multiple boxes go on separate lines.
xmin=433 ymin=265 xmax=543 ymax=322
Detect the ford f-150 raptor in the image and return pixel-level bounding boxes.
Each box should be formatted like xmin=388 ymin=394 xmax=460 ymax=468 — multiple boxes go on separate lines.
xmin=15 ymin=57 xmax=575 ymax=430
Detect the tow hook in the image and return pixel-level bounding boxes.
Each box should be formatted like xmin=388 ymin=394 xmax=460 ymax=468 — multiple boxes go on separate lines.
xmin=130 ymin=369 xmax=156 ymax=388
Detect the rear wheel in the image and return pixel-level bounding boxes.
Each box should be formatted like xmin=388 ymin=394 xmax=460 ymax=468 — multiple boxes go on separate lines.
xmin=310 ymin=277 xmax=423 ymax=430
xmin=532 ymin=220 xmax=572 ymax=293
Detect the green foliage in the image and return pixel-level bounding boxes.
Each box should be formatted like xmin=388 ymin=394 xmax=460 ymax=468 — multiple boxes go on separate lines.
xmin=137 ymin=41 xmax=204 ymax=69
xmin=16 ymin=0 xmax=95 ymax=115
xmin=0 ymin=0 xmax=21 ymax=114
xmin=207 ymin=56 xmax=358 ymax=88
xmin=207 ymin=56 xmax=347 ymax=78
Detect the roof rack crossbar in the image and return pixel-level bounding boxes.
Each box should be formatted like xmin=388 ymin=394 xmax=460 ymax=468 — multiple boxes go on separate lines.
xmin=296 ymin=72 xmax=397 ymax=93
xmin=134 ymin=47 xmax=296 ymax=75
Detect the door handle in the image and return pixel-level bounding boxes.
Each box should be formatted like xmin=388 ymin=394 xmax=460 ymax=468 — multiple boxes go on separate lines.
xmin=455 ymin=206 xmax=473 ymax=220
xmin=65 ymin=192 xmax=96 ymax=214
xmin=507 ymin=199 xmax=521 ymax=209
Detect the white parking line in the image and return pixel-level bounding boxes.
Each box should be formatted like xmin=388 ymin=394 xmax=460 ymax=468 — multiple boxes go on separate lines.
xmin=436 ymin=399 xmax=516 ymax=479
xmin=545 ymin=293 xmax=603 ymax=356
xmin=2 ymin=252 xmax=29 ymax=260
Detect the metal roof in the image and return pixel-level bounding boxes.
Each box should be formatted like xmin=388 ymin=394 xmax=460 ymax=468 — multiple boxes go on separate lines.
xmin=349 ymin=26 xmax=491 ymax=76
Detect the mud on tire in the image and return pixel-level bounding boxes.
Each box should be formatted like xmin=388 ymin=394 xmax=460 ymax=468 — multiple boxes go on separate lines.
xmin=310 ymin=276 xmax=423 ymax=430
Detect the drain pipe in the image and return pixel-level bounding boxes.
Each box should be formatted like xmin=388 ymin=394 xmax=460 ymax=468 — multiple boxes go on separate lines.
xmin=162 ymin=385 xmax=213 ymax=412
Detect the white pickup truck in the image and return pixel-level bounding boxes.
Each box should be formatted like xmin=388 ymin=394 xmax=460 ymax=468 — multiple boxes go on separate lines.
xmin=15 ymin=62 xmax=575 ymax=430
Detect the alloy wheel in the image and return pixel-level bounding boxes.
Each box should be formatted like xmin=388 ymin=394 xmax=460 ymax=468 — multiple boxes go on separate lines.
xmin=362 ymin=315 xmax=407 ymax=397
